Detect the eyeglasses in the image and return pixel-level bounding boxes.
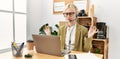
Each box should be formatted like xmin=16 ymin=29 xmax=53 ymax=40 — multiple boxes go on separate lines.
xmin=63 ymin=12 xmax=75 ymax=17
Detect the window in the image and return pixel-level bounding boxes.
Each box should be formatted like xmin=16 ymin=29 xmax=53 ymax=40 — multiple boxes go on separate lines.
xmin=0 ymin=0 xmax=27 ymax=51
xmin=15 ymin=14 xmax=26 ymax=43
xmin=0 ymin=12 xmax=13 ymax=50
xmin=0 ymin=0 xmax=13 ymax=11
xmin=14 ymin=0 xmax=27 ymax=13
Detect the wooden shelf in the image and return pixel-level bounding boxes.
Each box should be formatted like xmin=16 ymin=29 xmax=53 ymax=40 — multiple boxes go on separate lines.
xmin=77 ymin=16 xmax=108 ymax=59
xmin=91 ymin=39 xmax=109 ymax=59
xmin=77 ymin=16 xmax=95 ymax=18
xmin=77 ymin=16 xmax=97 ymax=29
xmin=59 ymin=16 xmax=97 ymax=28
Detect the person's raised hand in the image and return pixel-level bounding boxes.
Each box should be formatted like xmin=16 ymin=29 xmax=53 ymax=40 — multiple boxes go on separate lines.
xmin=44 ymin=26 xmax=51 ymax=35
xmin=88 ymin=26 xmax=98 ymax=38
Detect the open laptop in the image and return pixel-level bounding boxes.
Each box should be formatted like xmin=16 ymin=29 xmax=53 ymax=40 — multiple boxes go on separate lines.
xmin=32 ymin=34 xmax=66 ymax=56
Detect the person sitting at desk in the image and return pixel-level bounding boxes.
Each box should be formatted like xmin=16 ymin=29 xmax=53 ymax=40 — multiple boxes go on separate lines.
xmin=44 ymin=3 xmax=97 ymax=52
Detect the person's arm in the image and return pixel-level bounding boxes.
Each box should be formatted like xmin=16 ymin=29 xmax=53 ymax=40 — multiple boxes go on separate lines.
xmin=83 ymin=35 xmax=93 ymax=52
xmin=83 ymin=26 xmax=97 ymax=52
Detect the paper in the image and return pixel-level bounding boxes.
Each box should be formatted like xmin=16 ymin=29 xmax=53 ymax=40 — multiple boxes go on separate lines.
xmin=73 ymin=1 xmax=87 ymax=10
xmin=64 ymin=53 xmax=100 ymax=59
xmin=54 ymin=2 xmax=65 ymax=12
xmin=76 ymin=53 xmax=100 ymax=59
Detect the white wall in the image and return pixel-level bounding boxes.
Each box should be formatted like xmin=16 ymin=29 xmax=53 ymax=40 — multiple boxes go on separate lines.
xmin=28 ymin=0 xmax=120 ymax=59
xmin=92 ymin=0 xmax=120 ymax=59
xmin=27 ymin=0 xmax=42 ymax=40
xmin=27 ymin=0 xmax=64 ymax=40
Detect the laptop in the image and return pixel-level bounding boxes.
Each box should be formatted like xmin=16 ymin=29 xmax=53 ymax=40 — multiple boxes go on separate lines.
xmin=32 ymin=34 xmax=66 ymax=56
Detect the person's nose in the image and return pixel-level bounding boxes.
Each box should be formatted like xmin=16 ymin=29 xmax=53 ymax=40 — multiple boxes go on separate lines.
xmin=66 ymin=14 xmax=71 ymax=17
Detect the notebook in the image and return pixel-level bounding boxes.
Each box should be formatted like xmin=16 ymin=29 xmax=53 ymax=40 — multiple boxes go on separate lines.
xmin=32 ymin=34 xmax=64 ymax=56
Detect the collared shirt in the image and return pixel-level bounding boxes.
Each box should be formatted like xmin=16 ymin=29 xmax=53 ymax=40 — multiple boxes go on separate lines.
xmin=65 ymin=24 xmax=76 ymax=50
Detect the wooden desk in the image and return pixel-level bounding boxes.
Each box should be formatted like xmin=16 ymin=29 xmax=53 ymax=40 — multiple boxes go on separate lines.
xmin=0 ymin=50 xmax=103 ymax=59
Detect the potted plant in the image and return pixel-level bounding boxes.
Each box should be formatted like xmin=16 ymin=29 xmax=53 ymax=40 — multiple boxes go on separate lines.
xmin=39 ymin=23 xmax=59 ymax=36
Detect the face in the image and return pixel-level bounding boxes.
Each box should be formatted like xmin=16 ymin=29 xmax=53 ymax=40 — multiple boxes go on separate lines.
xmin=63 ymin=8 xmax=77 ymax=22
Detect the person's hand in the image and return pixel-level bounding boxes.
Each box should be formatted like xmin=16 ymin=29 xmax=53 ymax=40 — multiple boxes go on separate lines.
xmin=88 ymin=26 xmax=98 ymax=38
xmin=44 ymin=26 xmax=51 ymax=35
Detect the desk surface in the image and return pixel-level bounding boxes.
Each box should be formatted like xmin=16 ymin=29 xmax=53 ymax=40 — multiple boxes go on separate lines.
xmin=0 ymin=50 xmax=103 ymax=59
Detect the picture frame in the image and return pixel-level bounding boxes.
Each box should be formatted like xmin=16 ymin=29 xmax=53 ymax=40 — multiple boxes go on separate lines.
xmin=53 ymin=0 xmax=89 ymax=14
